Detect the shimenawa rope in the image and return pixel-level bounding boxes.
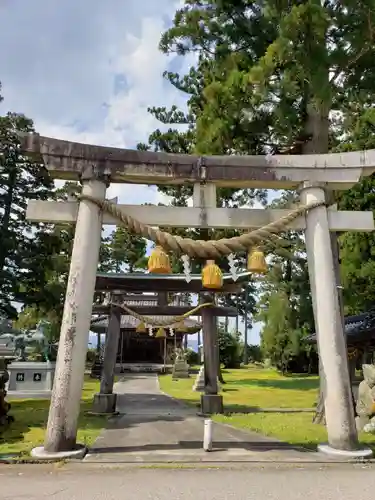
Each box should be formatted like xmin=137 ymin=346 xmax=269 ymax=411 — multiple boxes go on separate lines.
xmin=110 ymin=301 xmax=211 ymax=328
xmin=77 ymin=194 xmax=325 ymax=259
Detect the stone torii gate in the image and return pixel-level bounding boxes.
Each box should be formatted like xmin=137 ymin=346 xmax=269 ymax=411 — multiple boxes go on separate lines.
xmin=21 ymin=134 xmax=375 ymax=459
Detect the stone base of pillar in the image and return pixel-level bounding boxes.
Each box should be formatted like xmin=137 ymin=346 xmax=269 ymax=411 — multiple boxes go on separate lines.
xmin=91 ymin=393 xmax=117 ymax=415
xmin=317 ymin=443 xmax=373 ymax=459
xmin=31 ymin=444 xmax=87 ymax=460
xmin=200 ymin=394 xmax=223 ymax=415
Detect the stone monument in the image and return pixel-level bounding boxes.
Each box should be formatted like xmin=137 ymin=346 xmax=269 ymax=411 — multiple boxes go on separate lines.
xmin=355 ymin=364 xmax=375 ymax=433
xmin=6 ymin=322 xmax=56 ymax=397
xmin=172 ymin=348 xmax=190 ymax=379
xmin=193 ymin=365 xmax=205 ymax=392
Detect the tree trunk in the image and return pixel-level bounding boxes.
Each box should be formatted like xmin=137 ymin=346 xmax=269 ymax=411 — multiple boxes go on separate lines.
xmin=0 ymin=169 xmax=17 ymax=272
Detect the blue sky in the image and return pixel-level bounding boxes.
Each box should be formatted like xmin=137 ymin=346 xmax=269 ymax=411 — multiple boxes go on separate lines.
xmin=0 ymin=0 xmax=262 ymax=345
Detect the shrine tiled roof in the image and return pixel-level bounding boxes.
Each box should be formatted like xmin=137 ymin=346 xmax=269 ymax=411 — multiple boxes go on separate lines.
xmin=91 ymin=292 xmax=201 ymax=333
xmin=307 ymin=309 xmax=375 ymax=342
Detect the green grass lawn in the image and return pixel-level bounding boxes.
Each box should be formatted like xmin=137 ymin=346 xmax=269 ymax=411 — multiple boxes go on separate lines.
xmin=0 ymin=376 xmax=108 ymax=457
xmin=159 ymin=366 xmax=375 ymax=450
xmin=159 ymin=366 xmax=319 ymax=411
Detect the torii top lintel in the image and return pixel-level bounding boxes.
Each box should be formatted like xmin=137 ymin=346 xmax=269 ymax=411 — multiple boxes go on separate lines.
xmin=20 ymin=133 xmax=375 ymax=190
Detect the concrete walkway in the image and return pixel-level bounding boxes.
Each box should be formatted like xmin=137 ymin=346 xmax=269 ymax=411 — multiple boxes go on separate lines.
xmin=3 ymin=463 xmax=375 ymax=500
xmin=84 ymin=373 xmax=326 ymax=463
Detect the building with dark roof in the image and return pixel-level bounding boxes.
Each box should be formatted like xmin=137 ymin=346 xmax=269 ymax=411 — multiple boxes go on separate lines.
xmin=307 ymin=310 xmax=375 ymax=377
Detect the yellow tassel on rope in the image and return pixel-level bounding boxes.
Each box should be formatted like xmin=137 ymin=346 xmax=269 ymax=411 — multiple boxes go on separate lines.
xmin=155 ymin=327 xmax=166 ymax=338
xmin=247 ymin=248 xmax=267 ymax=274
xmin=148 ymin=246 xmax=171 ymax=274
xmin=202 ymin=260 xmax=223 ymax=289
xmin=136 ymin=322 xmax=146 ymax=333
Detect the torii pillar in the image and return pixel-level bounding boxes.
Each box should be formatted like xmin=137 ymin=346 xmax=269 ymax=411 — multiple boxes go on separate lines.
xmin=32 ymin=169 xmax=108 ymax=459
xmin=200 ymin=292 xmax=223 ymax=415
xmin=92 ymin=298 xmax=122 ymax=415
xmin=301 ymin=182 xmax=371 ymax=458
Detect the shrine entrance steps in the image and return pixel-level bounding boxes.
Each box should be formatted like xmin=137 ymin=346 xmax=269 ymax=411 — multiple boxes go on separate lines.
xmin=84 ymin=373 xmax=333 ymax=463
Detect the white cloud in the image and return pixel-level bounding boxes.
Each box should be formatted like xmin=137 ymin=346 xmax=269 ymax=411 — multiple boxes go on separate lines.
xmin=0 ymin=0 xmax=196 ymax=205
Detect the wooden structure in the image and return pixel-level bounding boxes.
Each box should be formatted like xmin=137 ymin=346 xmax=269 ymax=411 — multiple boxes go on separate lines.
xmin=92 ymin=271 xmax=242 ymax=371
xmin=307 ymin=310 xmax=375 ymax=376
xmin=89 ymin=273 xmax=240 ymax=414
xmin=22 ymin=133 xmax=375 ymax=458
xmin=90 ymin=292 xmax=201 ymax=365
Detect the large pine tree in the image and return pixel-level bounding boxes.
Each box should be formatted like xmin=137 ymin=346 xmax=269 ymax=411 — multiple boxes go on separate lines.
xmin=0 ymin=111 xmax=55 ymax=318
xmin=135 ymin=0 xmax=375 ymax=375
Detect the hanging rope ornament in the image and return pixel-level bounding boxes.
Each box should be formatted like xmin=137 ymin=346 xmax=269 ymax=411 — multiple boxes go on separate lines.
xmin=227 ymin=253 xmax=238 ymax=281
xmin=156 ymin=327 xmax=166 ymax=338
xmin=136 ymin=321 xmax=146 ymax=333
xmin=148 ymin=246 xmax=171 ymax=274
xmin=247 ymin=248 xmax=267 ymax=274
xmin=181 ymin=254 xmax=192 ymax=282
xmin=202 ymin=260 xmax=223 ymax=289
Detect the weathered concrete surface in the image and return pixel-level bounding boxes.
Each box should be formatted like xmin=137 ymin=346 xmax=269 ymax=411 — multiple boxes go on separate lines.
xmin=91 ymin=393 xmax=117 ymax=414
xmin=43 ymin=178 xmax=107 ymax=453
xmin=26 ymin=200 xmax=375 ymax=231
xmin=302 ymin=185 xmax=360 ymax=453
xmin=85 ymin=374 xmax=328 ymax=464
xmin=20 ymin=132 xmax=375 ymax=188
xmin=2 ymin=463 xmax=375 ymax=500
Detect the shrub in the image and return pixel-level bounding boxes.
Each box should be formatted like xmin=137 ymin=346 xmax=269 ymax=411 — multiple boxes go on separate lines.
xmin=218 ymin=329 xmax=241 ymax=368
xmin=185 ymin=348 xmax=200 ymax=365
xmin=86 ymin=348 xmax=97 ymax=364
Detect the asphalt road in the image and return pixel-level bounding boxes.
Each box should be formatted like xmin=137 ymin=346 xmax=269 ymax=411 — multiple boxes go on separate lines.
xmin=1 ymin=463 xmax=374 ymax=500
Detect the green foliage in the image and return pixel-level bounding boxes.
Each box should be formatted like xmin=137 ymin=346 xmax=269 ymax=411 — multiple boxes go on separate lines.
xmin=86 ymin=348 xmax=98 ymax=364
xmin=16 ymin=182 xmax=81 ymax=327
xmin=0 ymin=112 xmax=55 ymax=318
xmin=336 ymin=109 xmax=375 ymax=314
xmin=108 ymin=226 xmax=147 ymax=273
xmin=244 ymin=344 xmax=263 ymax=364
xmin=185 ymin=347 xmax=200 ymax=365
xmin=149 ymin=0 xmax=375 ymax=373
xmin=158 ymin=0 xmax=375 ymax=156
xmin=256 ymin=194 xmax=315 ymax=373
xmin=0 ymin=314 xmax=18 ymax=334
xmin=259 ymin=288 xmax=312 ymax=374
xmin=12 ymin=177 xmax=146 ymax=334
xmin=218 ymin=323 xmax=242 ymax=368
xmin=13 ymin=306 xmax=42 ymax=332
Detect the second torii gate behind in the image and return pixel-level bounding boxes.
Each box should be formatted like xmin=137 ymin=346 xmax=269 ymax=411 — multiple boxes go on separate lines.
xmin=90 ymin=273 xmax=242 ymax=415
xmin=21 ymin=133 xmax=375 ymax=460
